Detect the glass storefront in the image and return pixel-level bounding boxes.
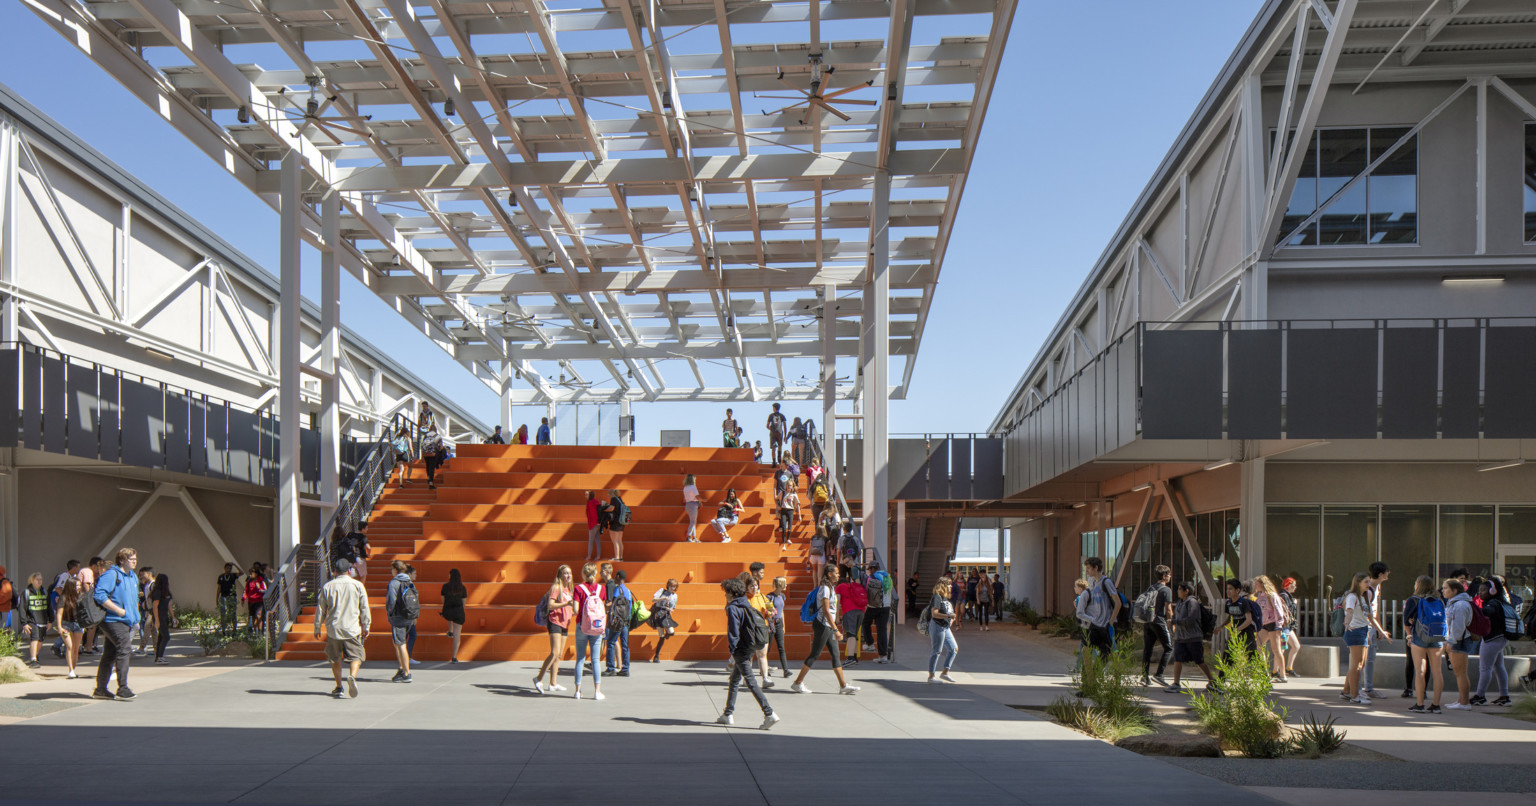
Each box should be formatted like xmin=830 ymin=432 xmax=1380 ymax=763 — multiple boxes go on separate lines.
xmin=1082 ymin=509 xmax=1240 ymax=597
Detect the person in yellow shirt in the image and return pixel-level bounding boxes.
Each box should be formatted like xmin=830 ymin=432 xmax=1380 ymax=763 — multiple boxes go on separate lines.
xmin=741 ymin=572 xmax=776 ymax=688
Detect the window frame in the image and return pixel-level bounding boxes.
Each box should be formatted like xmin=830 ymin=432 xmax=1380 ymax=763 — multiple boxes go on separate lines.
xmin=1274 ymin=124 xmax=1421 ymax=248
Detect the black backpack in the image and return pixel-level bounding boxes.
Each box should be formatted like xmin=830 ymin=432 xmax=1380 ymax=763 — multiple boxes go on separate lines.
xmin=606 ymin=586 xmax=631 ymax=630
xmin=1199 ymin=602 xmax=1217 ymax=637
xmin=742 ymin=605 xmax=770 ymax=652
xmin=717 ymin=503 xmax=733 ymax=520
xmin=392 ymin=581 xmax=420 ymax=621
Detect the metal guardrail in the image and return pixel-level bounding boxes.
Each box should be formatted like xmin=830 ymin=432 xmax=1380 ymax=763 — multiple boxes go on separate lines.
xmin=265 ymin=411 xmax=416 ymax=659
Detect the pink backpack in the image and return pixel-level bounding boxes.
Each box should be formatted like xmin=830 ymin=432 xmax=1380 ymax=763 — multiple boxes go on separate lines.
xmin=578 ymin=584 xmax=606 ymax=636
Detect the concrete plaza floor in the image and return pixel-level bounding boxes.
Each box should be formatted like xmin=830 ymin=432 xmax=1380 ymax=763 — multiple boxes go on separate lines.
xmin=5 ymin=621 xmax=1536 ymax=804
xmin=0 ymin=627 xmax=1258 ymax=806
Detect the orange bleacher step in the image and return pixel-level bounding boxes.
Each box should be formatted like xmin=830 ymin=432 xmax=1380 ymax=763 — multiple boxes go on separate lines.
xmin=403 ymin=540 xmax=817 ymax=564
xmin=275 ymin=630 xmax=818 ymax=663
xmin=346 ymin=580 xmax=816 ymax=607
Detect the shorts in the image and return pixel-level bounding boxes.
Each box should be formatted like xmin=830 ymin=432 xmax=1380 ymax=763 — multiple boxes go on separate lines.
xmin=1343 ymin=626 xmax=1369 ymax=647
xmin=325 ymin=637 xmax=366 ymax=663
xmin=1260 ymin=622 xmax=1278 ymax=633
xmin=1172 ymin=640 xmax=1204 ymax=664
xmin=1449 ymin=635 xmax=1478 ymax=655
xmin=547 ymin=623 xmax=569 ymax=636
xmin=391 ymin=623 xmax=414 ymax=646
xmin=61 ymin=621 xmax=82 ymax=634
xmin=1410 ymin=637 xmax=1444 ymax=650
xmin=841 ymin=610 xmax=864 ymax=635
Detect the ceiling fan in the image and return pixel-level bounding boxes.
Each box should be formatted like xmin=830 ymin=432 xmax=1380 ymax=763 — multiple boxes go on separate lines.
xmin=260 ymin=75 xmax=376 ymax=140
xmin=758 ymin=53 xmax=877 ymax=124
xmin=554 ymin=373 xmax=593 ymax=390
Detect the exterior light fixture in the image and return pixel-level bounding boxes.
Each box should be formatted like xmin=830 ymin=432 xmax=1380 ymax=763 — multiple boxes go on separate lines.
xmin=1476 ymin=458 xmax=1525 ymax=472
xmin=237 ymin=105 xmax=249 ymax=123
xmin=1442 ymin=274 xmax=1505 ymax=284
xmin=443 ymin=98 xmax=456 ymax=117
xmin=1204 ymin=458 xmax=1235 ymax=471
xmin=662 ymin=91 xmax=672 ymax=109
xmin=1130 ymin=482 xmax=1152 ymax=493
xmin=143 ymin=345 xmax=176 ymax=361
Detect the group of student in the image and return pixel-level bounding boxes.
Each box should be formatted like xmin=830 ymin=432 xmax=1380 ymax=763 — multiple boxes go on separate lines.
xmin=484 ymin=417 xmax=552 ymax=447
xmin=721 ymin=404 xmax=813 ymax=465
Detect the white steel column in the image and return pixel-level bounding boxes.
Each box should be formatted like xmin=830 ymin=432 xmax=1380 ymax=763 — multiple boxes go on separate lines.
xmin=276 ymin=151 xmax=302 ymax=559
xmin=896 ymin=499 xmax=907 ymax=625
xmin=319 ymin=191 xmax=340 ymax=520
xmin=997 ymin=519 xmax=1006 ymax=591
xmin=620 ymin=398 xmax=632 ymax=446
xmin=547 ymin=400 xmax=558 ymax=444
xmin=1239 ymin=457 xmax=1266 ymax=581
xmin=821 ymin=283 xmax=837 ymax=474
xmin=500 ymin=342 xmax=514 ymax=435
xmin=0 ymin=458 xmax=18 ymax=594
xmin=860 ymin=170 xmax=891 ymax=571
xmin=1475 ymin=77 xmax=1488 ymax=255
xmin=0 ymin=119 xmax=17 ymax=343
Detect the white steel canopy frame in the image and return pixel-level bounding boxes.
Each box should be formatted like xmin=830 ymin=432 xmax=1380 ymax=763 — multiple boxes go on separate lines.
xmin=26 ymin=0 xmax=1017 ymax=406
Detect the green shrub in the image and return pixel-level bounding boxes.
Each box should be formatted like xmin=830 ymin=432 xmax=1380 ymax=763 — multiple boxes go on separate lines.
xmin=0 ymin=628 xmax=20 ymax=659
xmin=1041 ymin=615 xmax=1081 ymax=638
xmin=1046 ymin=696 xmax=1152 ymax=742
xmin=1191 ymin=625 xmax=1288 ymax=757
xmin=999 ymin=598 xmax=1044 ymax=627
xmin=1073 ymin=634 xmax=1148 ymax=719
xmin=1511 ymin=696 xmax=1536 ymax=718
xmin=1287 ymin=712 xmax=1346 ymax=758
xmin=246 ymin=630 xmax=269 ymax=660
xmin=177 ymin=605 xmax=218 ymax=633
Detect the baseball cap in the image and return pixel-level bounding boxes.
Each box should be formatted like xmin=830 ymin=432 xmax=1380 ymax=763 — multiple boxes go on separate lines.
xmin=334 ymin=558 xmax=352 ymax=574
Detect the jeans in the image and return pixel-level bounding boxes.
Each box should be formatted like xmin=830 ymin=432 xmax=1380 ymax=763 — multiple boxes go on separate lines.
xmin=685 ymin=502 xmax=699 ymax=536
xmin=769 ymin=616 xmax=788 ymax=670
xmin=723 ymin=651 xmax=772 ymax=716
xmin=605 ymin=621 xmax=630 ymax=672
xmin=217 ymin=595 xmax=238 ymax=631
xmin=928 ymin=620 xmax=957 ymax=675
xmin=864 ymin=607 xmax=891 ymax=658
xmin=95 ymin=621 xmax=133 ymax=694
xmin=573 ymin=631 xmax=603 ymax=689
xmin=424 ymin=454 xmax=443 ymax=484
xmin=155 ymin=619 xmax=170 ymax=660
xmin=1476 ymin=635 xmax=1509 ymax=698
xmin=1143 ymin=622 xmax=1172 ymax=677
xmin=804 ymin=620 xmax=841 ymax=668
xmin=712 ymin=515 xmax=738 ymax=536
xmin=1085 ymin=624 xmax=1112 ymax=658
xmin=587 ymin=525 xmax=601 ymax=557
xmin=977 ymin=601 xmax=991 ymax=627
xmin=407 ymin=623 xmax=417 ymax=657
xmin=1362 ymin=631 xmax=1380 ymax=691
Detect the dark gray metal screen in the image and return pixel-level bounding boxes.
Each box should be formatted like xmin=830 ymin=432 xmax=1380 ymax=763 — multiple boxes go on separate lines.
xmin=1286 ymin=329 xmax=1378 ymax=439
xmin=1441 ymin=327 xmax=1480 ymax=439
xmin=1227 ymin=330 xmax=1282 ymax=439
xmin=1485 ymin=326 xmax=1536 ymax=438
xmin=1381 ymin=328 xmax=1437 ymax=439
xmin=1141 ymin=330 xmax=1223 ymax=439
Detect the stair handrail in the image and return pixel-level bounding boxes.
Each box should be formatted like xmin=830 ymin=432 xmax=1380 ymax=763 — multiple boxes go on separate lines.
xmin=264 ymin=411 xmax=416 ymax=659
xmin=803 ymin=421 xmax=853 ymax=526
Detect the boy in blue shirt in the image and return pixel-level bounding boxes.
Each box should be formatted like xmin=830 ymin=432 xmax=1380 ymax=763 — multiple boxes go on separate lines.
xmin=91 ymin=548 xmax=141 ymax=701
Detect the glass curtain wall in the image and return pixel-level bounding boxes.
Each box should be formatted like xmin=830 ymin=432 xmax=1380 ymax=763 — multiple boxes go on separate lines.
xmin=1438 ymin=505 xmax=1495 ymax=579
xmin=1115 ymin=510 xmax=1240 ymax=598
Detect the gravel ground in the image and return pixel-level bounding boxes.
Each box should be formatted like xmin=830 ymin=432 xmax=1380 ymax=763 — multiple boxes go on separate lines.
xmin=1168 ymin=759 xmax=1536 ymax=792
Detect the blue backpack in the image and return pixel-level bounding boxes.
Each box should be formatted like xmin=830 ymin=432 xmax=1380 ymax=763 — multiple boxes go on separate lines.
xmin=799 ymin=587 xmax=822 ymax=624
xmin=533 ymin=593 xmax=550 ymax=628
xmin=1413 ymin=595 xmax=1447 ymax=644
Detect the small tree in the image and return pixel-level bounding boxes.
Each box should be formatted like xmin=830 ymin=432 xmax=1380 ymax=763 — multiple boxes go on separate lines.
xmin=1191 ymin=625 xmax=1288 ymax=757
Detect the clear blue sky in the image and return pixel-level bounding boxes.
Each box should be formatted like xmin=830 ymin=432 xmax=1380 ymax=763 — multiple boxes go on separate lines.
xmin=0 ymin=1 xmax=1263 ymax=443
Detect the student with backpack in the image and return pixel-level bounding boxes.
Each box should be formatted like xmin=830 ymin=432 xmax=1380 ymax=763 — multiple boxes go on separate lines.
xmin=975 ymin=572 xmax=994 ymax=631
xmin=1081 ymin=557 xmax=1120 ymax=658
xmin=243 ymin=563 xmax=267 ymax=634
xmin=1252 ymin=575 xmax=1289 ymax=683
xmin=862 ymin=563 xmax=893 ymax=662
xmin=715 ymin=576 xmax=780 ymax=729
xmin=604 ymin=568 xmax=634 ymax=677
xmin=1279 ymin=577 xmax=1301 ymax=678
xmin=605 ymin=490 xmax=630 ymax=562
xmin=778 ymin=486 xmax=800 ymax=546
xmin=923 ymin=577 xmax=959 ymax=683
xmin=1134 ymin=566 xmax=1174 ymax=686
xmin=569 ymin=563 xmax=607 ymax=700
xmin=790 ymin=565 xmax=860 ymax=695
xmin=1360 ymin=562 xmax=1392 ymax=700
xmin=149 ymin=573 xmax=173 ymax=664
xmin=1472 ymin=576 xmax=1516 ymax=706
xmin=419 ymin=425 xmax=445 ymax=490
xmin=384 ymin=560 xmax=419 ymax=683
xmin=711 ymin=489 xmax=743 ymax=544
xmin=740 ymin=573 xmax=775 ymax=686
xmin=835 ymin=572 xmax=867 ymax=665
xmin=649 ymin=579 xmax=680 ymax=662
xmin=1405 ymin=575 xmax=1447 ymax=714
xmin=1443 ymin=578 xmax=1477 ymax=710
xmin=1163 ymin=582 xmax=1218 ymax=693
xmin=91 ymin=548 xmax=142 ymax=702
xmin=19 ymin=572 xmax=49 ymax=668
xmin=535 ymin=565 xmax=575 ymax=692
xmin=1340 ymin=572 xmax=1373 ymax=704
xmin=808 ymin=524 xmax=830 ymax=582
xmin=585 ymin=491 xmax=603 ymax=562
xmin=767 ymin=576 xmax=791 ymax=677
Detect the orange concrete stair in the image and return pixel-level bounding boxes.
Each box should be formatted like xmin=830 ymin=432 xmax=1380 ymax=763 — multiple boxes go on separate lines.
xmin=277 ymin=443 xmax=832 ymax=663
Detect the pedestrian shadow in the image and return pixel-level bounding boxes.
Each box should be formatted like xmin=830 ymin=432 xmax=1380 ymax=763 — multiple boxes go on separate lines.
xmin=14 ymin=692 xmax=93 ymax=701
xmin=611 ymin=716 xmax=702 ymax=727
xmin=246 ymin=689 xmax=336 ymax=697
xmin=472 ymin=683 xmax=542 ymax=698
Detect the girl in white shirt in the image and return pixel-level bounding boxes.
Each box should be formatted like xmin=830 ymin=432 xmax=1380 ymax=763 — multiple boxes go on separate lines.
xmin=682 ymin=475 xmax=701 ymax=542
xmin=649 ymin=579 xmax=679 ymax=662
xmin=1342 ymin=572 xmax=1372 ymax=704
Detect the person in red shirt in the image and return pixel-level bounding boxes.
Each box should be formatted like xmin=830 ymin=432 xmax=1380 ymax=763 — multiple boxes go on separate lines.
xmin=571 ymin=562 xmax=607 ymax=701
xmin=585 ymin=491 xmax=602 ymax=563
xmin=835 ymin=573 xmax=868 ymax=664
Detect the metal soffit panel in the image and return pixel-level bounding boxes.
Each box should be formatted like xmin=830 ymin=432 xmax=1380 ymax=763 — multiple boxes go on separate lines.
xmin=34 ymin=0 xmax=1018 ymax=404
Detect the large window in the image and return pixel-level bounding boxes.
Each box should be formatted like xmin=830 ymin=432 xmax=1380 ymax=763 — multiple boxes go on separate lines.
xmin=1322 ymin=506 xmax=1378 ymax=601
xmin=1266 ymin=506 xmax=1321 ymax=600
xmin=1278 ymin=126 xmax=1417 ymax=246
xmin=1379 ymin=505 xmax=1436 ymax=590
xmin=1439 ymin=505 xmax=1495 ymax=580
xmin=1525 ymin=124 xmax=1536 ymax=242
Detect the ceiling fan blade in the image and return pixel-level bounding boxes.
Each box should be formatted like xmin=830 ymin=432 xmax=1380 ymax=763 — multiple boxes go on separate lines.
xmin=311 ymin=119 xmax=375 ymax=138
xmin=766 ymin=101 xmax=810 ymax=117
xmin=813 ymin=98 xmax=851 ymax=122
xmin=820 ymin=84 xmax=873 ymax=101
xmin=779 ymin=78 xmax=811 ymax=96
xmin=829 ymin=98 xmax=878 ymax=107
xmin=754 ymin=95 xmax=812 ymax=101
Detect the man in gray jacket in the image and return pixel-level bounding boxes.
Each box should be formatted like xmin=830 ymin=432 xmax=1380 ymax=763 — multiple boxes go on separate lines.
xmin=316 ymin=559 xmax=371 ymax=698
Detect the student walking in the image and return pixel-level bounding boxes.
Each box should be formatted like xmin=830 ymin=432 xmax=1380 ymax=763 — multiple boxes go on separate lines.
xmin=606 ymin=490 xmax=630 ymax=562
xmin=420 ymin=426 xmax=445 ymax=489
xmin=1341 ymin=572 xmax=1372 ymax=704
xmin=1360 ymin=562 xmax=1392 ymax=699
xmin=767 ymin=576 xmax=791 ymax=677
xmin=215 ymin=563 xmax=240 ymax=633
xmin=835 ymin=572 xmax=867 ymax=665
xmin=808 ymin=524 xmax=830 ymax=581
xmin=766 ymin=403 xmax=788 ymax=463
xmin=789 ymin=417 xmax=807 ymax=464
xmin=925 ymin=577 xmax=958 ymax=683
xmin=535 ymin=565 xmax=574 ymax=692
xmin=976 ymin=572 xmax=994 ymax=630
xmin=1443 ymin=578 xmax=1476 ymax=709
xmin=604 ymin=568 xmax=633 ymax=676
xmin=862 ymin=563 xmax=893 ymax=663
xmin=1164 ymin=583 xmax=1218 ymax=693
xmin=53 ymin=579 xmax=88 ymax=679
xmin=649 ymin=579 xmax=680 ymax=661
xmin=1252 ymin=575 xmax=1288 ymax=683
xmin=791 ymin=566 xmax=860 ymax=695
xmin=385 ymin=560 xmax=419 ymax=683
xmin=1139 ymin=566 xmax=1173 ymax=686
xmin=1081 ymin=557 xmax=1120 ymax=658
xmin=711 ymin=489 xmax=743 ymax=543
xmin=1473 ymin=576 xmax=1516 ymax=706
xmin=1405 ymin=575 xmax=1446 ymax=713
xmin=243 ymin=563 xmax=267 ymax=634
xmin=571 ymin=563 xmax=607 ymax=700
xmin=682 ymin=475 xmax=702 ymax=542
xmin=391 ymin=424 xmax=413 ymax=486
xmin=19 ymin=572 xmax=50 ymax=668
xmin=778 ymin=486 xmax=800 ymax=546
xmin=149 ymin=573 xmax=173 ymax=664
xmin=1221 ymin=579 xmax=1260 ymax=670
xmin=91 ymin=548 xmax=141 ymax=701
xmin=440 ymin=568 xmax=467 ymax=663
xmin=315 ymin=559 xmax=370 ymax=699
xmin=1279 ymin=577 xmax=1301 ymax=677
xmin=536 ymin=417 xmax=552 ymax=445
xmin=716 ymin=576 xmax=780 ymax=729
xmin=585 ymin=491 xmax=602 ymax=562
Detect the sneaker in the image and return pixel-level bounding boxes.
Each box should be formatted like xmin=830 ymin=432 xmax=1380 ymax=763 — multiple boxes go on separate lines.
xmin=862 ymin=644 xmax=877 ymax=652
xmin=1401 ymin=689 xmax=1413 ymax=698
xmin=721 ymin=537 xmax=731 ymax=544
xmin=411 ymin=659 xmax=420 ymax=666
xmin=115 ymin=688 xmax=136 ymax=701
xmin=1205 ymin=683 xmax=1221 ymax=694
xmin=1469 ymin=695 xmax=1487 ymax=706
xmin=1407 ymin=704 xmax=1425 ymax=712
xmin=1339 ymin=692 xmax=1353 ymax=702
xmin=617 ymin=670 xmax=630 ymax=677
xmin=400 ymin=674 xmax=412 ymax=684
xmin=839 ymin=685 xmax=861 ymax=695
xmin=716 ymin=713 xmax=734 ymax=725
xmin=760 ymin=713 xmax=780 ymax=731
xmin=573 ymin=689 xmax=582 ymax=700
xmin=927 ymin=677 xmax=942 ymax=684
xmin=1493 ymin=696 xmax=1512 ymax=706
xmin=347 ymin=673 xmax=358 ymax=699
xmin=331 ymin=686 xmax=345 ymax=699
xmin=594 ymin=691 xmax=606 ymax=701
xmin=1163 ymin=684 xmax=1183 ymax=694
xmin=1366 ymin=689 xmax=1386 ymax=699
xmin=533 ymin=680 xmax=546 ymax=694
xmin=154 ymin=658 xmax=168 ymax=665
xmin=1152 ymin=675 xmax=1168 ymax=688
xmin=1352 ymin=696 xmax=1371 ymax=705
xmin=876 ymin=657 xmax=891 ymax=664
xmin=939 ymin=673 xmax=955 ymax=684
xmin=1428 ymin=704 xmax=1442 ymax=714
xmin=844 ymin=658 xmax=859 ymax=667
xmin=1445 ymin=702 xmax=1471 ymax=710
xmin=26 ymin=660 xmax=40 ymax=669
xmin=791 ymin=682 xmax=811 ymax=694
xmin=66 ymin=671 xmax=77 ymax=680
xmin=763 ymin=679 xmax=775 ymax=689
xmin=1287 ymin=668 xmax=1296 ymax=677
xmin=131 ymin=649 xmax=145 ymax=657
xmin=391 ymin=670 xmax=404 ymax=682
xmin=782 ymin=669 xmax=792 ymax=679
xmin=91 ymin=689 xmax=114 ymax=701
xmin=604 ymin=668 xmax=617 ymax=675
xmin=551 ymin=684 xmax=567 ymax=692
